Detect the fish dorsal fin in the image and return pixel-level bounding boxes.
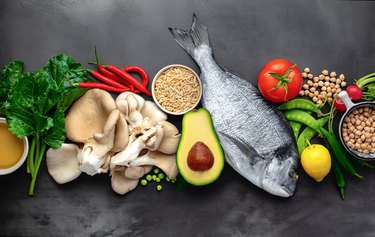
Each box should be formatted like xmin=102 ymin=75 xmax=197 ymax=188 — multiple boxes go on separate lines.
xmin=169 ymin=14 xmax=211 ymax=58
xmin=219 ymin=132 xmax=264 ymax=165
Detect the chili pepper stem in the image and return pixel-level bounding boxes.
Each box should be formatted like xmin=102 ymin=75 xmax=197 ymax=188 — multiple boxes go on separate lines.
xmin=339 ymin=188 xmax=345 ymax=200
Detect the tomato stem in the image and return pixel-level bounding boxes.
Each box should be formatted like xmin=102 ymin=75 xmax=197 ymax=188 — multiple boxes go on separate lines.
xmin=267 ymin=64 xmax=297 ymax=100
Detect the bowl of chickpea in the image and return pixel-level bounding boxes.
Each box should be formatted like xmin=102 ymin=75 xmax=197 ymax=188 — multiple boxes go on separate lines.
xmin=339 ymin=91 xmax=375 ymax=160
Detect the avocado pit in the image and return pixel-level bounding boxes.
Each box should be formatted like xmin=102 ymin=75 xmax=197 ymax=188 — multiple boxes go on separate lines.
xmin=187 ymin=142 xmax=214 ymax=171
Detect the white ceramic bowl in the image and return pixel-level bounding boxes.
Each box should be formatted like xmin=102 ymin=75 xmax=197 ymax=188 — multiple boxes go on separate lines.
xmin=152 ymin=64 xmax=202 ymax=115
xmin=0 ymin=117 xmax=29 ymax=175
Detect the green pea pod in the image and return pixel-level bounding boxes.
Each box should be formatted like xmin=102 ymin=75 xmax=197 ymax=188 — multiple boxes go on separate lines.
xmin=290 ymin=121 xmax=302 ymax=141
xmin=320 ymin=127 xmax=363 ymax=179
xmin=283 ymin=109 xmax=320 ymax=133
xmin=277 ymin=98 xmax=323 ymax=116
xmin=297 ymin=117 xmax=329 ymax=156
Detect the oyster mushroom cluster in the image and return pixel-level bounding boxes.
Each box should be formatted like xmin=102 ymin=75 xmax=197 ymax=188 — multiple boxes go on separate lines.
xmin=46 ymin=89 xmax=180 ymax=195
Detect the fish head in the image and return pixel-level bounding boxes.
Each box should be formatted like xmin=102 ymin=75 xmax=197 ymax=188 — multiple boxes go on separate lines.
xmin=261 ymin=150 xmax=299 ymax=198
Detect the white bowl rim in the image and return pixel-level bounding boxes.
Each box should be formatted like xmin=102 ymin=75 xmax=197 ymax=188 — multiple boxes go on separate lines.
xmin=0 ymin=117 xmax=29 ymax=175
xmin=152 ymin=64 xmax=202 ymax=116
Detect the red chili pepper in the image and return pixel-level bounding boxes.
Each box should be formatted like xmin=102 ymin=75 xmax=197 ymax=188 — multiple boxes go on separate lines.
xmin=88 ymin=69 xmax=129 ymax=90
xmin=123 ymin=65 xmax=149 ymax=93
xmin=98 ymin=65 xmax=135 ymax=91
xmin=106 ymin=65 xmax=151 ymax=96
xmin=76 ymin=82 xmax=130 ymax=93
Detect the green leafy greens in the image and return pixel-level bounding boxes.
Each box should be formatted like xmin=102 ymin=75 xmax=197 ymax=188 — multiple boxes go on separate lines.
xmin=0 ymin=54 xmax=91 ymax=195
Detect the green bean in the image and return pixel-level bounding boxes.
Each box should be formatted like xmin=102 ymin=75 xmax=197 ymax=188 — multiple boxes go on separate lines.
xmin=350 ymin=157 xmax=374 ymax=169
xmin=283 ymin=109 xmax=320 ymax=133
xmin=278 ymin=98 xmax=323 ymax=116
xmin=320 ymin=127 xmax=363 ymax=179
xmin=297 ymin=117 xmax=329 ymax=156
xmin=323 ymin=139 xmax=345 ymax=200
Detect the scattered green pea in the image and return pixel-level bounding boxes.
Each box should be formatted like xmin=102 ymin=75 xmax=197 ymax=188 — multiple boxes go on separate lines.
xmin=141 ymin=179 xmax=147 ymax=186
xmin=158 ymin=173 xmax=165 ymax=179
xmin=171 ymin=179 xmax=176 ymax=183
xmin=152 ymin=175 xmax=157 ymax=180
xmin=153 ymin=168 xmax=160 ymax=174
xmin=155 ymin=177 xmax=161 ymax=182
xmin=156 ymin=185 xmax=163 ymax=191
xmin=166 ymin=177 xmax=171 ymax=182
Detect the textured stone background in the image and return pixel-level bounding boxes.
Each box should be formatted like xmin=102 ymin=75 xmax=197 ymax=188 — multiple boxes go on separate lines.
xmin=1 ymin=0 xmax=375 ymax=236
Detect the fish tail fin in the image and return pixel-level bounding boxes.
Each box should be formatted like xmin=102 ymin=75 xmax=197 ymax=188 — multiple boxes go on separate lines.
xmin=168 ymin=13 xmax=211 ymax=58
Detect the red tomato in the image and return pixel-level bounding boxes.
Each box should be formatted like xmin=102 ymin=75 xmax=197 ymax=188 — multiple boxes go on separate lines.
xmin=258 ymin=58 xmax=302 ymax=103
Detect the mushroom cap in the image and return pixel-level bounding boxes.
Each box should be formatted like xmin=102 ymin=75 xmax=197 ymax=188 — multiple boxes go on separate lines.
xmin=65 ymin=89 xmax=116 ymax=143
xmin=111 ymin=166 xmax=139 ymax=195
xmin=46 ymin=143 xmax=82 ymax=184
xmin=157 ymin=121 xmax=181 ymax=154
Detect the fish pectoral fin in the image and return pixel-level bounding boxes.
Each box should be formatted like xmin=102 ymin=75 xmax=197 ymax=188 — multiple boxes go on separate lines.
xmin=219 ymin=132 xmax=264 ymax=165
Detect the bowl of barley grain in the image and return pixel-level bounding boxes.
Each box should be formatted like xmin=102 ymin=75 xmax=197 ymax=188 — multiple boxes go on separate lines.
xmin=152 ymin=64 xmax=202 ymax=115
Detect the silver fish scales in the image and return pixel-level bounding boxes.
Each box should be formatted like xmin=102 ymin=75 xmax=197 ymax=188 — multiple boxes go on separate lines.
xmin=169 ymin=14 xmax=299 ymax=197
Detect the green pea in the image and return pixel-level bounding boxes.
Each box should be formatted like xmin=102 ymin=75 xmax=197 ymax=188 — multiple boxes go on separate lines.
xmin=146 ymin=174 xmax=152 ymax=181
xmin=171 ymin=179 xmax=176 ymax=183
xmin=156 ymin=185 xmax=163 ymax=191
xmin=166 ymin=177 xmax=171 ymax=182
xmin=152 ymin=175 xmax=157 ymax=180
xmin=153 ymin=168 xmax=160 ymax=174
xmin=141 ymin=179 xmax=147 ymax=186
xmin=158 ymin=173 xmax=165 ymax=179
xmin=155 ymin=177 xmax=160 ymax=182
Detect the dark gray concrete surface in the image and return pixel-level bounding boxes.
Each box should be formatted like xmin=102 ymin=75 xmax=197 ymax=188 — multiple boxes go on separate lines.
xmin=1 ymin=0 xmax=375 ymax=236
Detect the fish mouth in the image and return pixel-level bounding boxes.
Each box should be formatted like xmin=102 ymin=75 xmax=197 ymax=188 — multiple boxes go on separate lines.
xmin=280 ymin=186 xmax=294 ymax=198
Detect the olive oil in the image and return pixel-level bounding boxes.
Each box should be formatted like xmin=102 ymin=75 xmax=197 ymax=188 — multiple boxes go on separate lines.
xmin=0 ymin=122 xmax=24 ymax=169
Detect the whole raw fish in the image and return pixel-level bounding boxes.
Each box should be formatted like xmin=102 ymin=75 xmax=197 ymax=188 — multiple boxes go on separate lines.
xmin=169 ymin=14 xmax=299 ymax=197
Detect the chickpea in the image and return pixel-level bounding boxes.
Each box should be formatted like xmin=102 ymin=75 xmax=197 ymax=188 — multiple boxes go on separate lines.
xmin=322 ymin=70 xmax=329 ymax=76
xmin=299 ymin=90 xmax=305 ymax=96
xmin=312 ymin=96 xmax=318 ymax=102
xmin=328 ymin=98 xmax=333 ymax=103
xmin=303 ymin=84 xmax=309 ymax=90
xmin=307 ymin=73 xmax=314 ymax=79
xmin=327 ymin=92 xmax=332 ymax=98
xmin=334 ymin=84 xmax=340 ymax=89
xmin=309 ymin=93 xmax=314 ymax=98
xmin=318 ymin=74 xmax=325 ymax=80
xmin=336 ymin=79 xmax=342 ymax=84
xmin=341 ymin=81 xmax=347 ymax=87
xmin=330 ymin=77 xmax=336 ymax=83
xmin=313 ymin=82 xmax=318 ymax=88
xmin=330 ymin=83 xmax=335 ymax=88
xmin=321 ymin=91 xmax=327 ymax=96
xmin=310 ymin=87 xmax=316 ymax=92
xmin=330 ymin=71 xmax=337 ymax=77
xmin=302 ymin=72 xmax=308 ymax=78
xmin=324 ymin=81 xmax=330 ymax=87
xmin=318 ymin=81 xmax=324 ymax=87
xmin=325 ymin=76 xmax=331 ymax=81
xmin=317 ymin=100 xmax=323 ymax=105
xmin=331 ymin=88 xmax=336 ymax=94
xmin=355 ymin=120 xmax=361 ymax=126
xmin=307 ymin=80 xmax=313 ymax=86
xmin=313 ymin=77 xmax=320 ymax=82
xmin=305 ymin=89 xmax=310 ymax=95
xmin=304 ymin=68 xmax=311 ymax=73
xmin=339 ymin=74 xmax=345 ymax=80
xmin=321 ymin=86 xmax=327 ymax=91
xmin=336 ymin=88 xmax=342 ymax=93
xmin=314 ymin=91 xmax=319 ymax=96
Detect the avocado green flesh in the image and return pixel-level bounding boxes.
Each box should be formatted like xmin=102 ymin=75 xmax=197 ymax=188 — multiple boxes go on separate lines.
xmin=176 ymin=108 xmax=225 ymax=186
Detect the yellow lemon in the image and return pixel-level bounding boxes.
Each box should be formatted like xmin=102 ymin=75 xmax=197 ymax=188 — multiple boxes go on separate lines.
xmin=301 ymin=144 xmax=331 ymax=182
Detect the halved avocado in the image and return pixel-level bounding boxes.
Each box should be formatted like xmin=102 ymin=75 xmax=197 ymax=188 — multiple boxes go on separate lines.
xmin=176 ymin=108 xmax=224 ymax=186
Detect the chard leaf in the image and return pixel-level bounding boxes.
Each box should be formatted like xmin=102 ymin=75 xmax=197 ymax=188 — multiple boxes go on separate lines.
xmin=0 ymin=61 xmax=23 ymax=114
xmin=44 ymin=54 xmax=91 ymax=111
xmin=44 ymin=109 xmax=66 ymax=149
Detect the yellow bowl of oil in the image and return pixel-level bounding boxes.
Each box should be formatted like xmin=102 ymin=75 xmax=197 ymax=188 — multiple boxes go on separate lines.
xmin=0 ymin=117 xmax=29 ymax=175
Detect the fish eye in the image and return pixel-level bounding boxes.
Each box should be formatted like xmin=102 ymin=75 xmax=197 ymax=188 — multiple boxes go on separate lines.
xmin=288 ymin=169 xmax=296 ymax=178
